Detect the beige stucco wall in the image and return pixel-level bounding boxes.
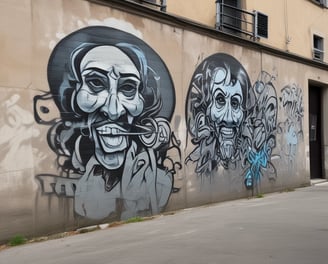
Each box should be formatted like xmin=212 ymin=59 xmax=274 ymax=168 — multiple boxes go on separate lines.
xmin=245 ymin=0 xmax=328 ymax=62
xmin=0 ymin=0 xmax=327 ymax=242
xmin=166 ymin=0 xmax=216 ymax=26
xmin=166 ymin=0 xmax=328 ymax=62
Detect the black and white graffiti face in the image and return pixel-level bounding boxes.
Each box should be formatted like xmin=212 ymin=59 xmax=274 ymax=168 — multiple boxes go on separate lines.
xmin=208 ymin=68 xmax=244 ymax=160
xmin=34 ymin=26 xmax=178 ymax=220
xmin=186 ymin=53 xmax=254 ymax=174
xmin=75 ymin=46 xmax=145 ymax=169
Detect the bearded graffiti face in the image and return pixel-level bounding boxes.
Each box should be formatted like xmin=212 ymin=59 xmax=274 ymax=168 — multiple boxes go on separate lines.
xmin=75 ymin=46 xmax=145 ymax=169
xmin=185 ymin=53 xmax=253 ymax=174
xmin=208 ymin=68 xmax=244 ymax=160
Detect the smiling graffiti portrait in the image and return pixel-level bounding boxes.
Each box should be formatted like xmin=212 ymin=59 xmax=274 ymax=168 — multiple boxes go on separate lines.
xmin=34 ymin=26 xmax=180 ymax=220
xmin=185 ymin=53 xmax=279 ymax=189
xmin=185 ymin=54 xmax=255 ymax=172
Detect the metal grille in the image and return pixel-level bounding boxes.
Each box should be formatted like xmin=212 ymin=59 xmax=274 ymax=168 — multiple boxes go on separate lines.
xmin=133 ymin=0 xmax=166 ymax=11
xmin=313 ymin=48 xmax=324 ymax=61
xmin=216 ymin=1 xmax=269 ymax=40
xmin=256 ymin=12 xmax=268 ymax=38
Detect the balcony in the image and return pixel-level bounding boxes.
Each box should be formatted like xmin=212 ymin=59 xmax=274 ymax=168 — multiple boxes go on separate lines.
xmin=132 ymin=0 xmax=167 ymax=12
xmin=215 ymin=1 xmax=268 ymax=40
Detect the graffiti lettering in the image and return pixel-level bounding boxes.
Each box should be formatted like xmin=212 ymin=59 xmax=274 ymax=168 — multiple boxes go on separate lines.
xmin=279 ymin=84 xmax=304 ymax=162
xmin=243 ymin=71 xmax=278 ymax=188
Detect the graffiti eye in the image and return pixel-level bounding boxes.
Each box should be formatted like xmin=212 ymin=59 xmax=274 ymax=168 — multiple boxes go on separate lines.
xmin=119 ymin=81 xmax=138 ymax=98
xmin=85 ymin=77 xmax=107 ymax=93
xmin=231 ymin=97 xmax=240 ymax=110
xmin=215 ymin=94 xmax=225 ymax=106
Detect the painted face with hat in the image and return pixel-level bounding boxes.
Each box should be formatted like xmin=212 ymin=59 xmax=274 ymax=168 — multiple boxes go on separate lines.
xmin=73 ymin=45 xmax=147 ymax=170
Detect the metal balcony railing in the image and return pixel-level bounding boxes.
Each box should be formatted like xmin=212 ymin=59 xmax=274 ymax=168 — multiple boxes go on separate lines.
xmin=134 ymin=0 xmax=167 ymax=12
xmin=215 ymin=1 xmax=267 ymax=40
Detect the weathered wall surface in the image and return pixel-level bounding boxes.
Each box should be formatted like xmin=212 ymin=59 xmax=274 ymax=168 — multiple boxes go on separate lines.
xmin=1 ymin=0 xmax=327 ymax=242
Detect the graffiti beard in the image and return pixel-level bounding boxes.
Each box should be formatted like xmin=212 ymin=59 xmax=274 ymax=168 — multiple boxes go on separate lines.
xmin=186 ymin=54 xmax=280 ymax=189
xmin=207 ymin=67 xmax=244 ymax=164
xmin=185 ymin=54 xmax=253 ymax=175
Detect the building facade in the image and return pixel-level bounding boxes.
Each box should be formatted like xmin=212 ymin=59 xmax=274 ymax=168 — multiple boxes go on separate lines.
xmin=0 ymin=0 xmax=327 ymax=242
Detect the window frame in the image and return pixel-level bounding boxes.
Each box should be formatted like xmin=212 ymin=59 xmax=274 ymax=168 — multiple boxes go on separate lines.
xmin=313 ymin=34 xmax=324 ymax=61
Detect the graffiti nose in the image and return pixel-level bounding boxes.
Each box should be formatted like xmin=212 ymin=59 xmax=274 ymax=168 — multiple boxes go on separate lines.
xmin=102 ymin=94 xmax=125 ymax=121
xmin=223 ymin=107 xmax=233 ymax=125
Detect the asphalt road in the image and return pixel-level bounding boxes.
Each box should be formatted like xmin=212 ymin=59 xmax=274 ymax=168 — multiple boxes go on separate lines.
xmin=1 ymin=181 xmax=328 ymax=264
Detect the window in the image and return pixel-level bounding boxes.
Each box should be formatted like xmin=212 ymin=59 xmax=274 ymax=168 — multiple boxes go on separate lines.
xmin=256 ymin=12 xmax=268 ymax=38
xmin=131 ymin=0 xmax=166 ymax=11
xmin=217 ymin=0 xmax=242 ymax=35
xmin=313 ymin=35 xmax=324 ymax=61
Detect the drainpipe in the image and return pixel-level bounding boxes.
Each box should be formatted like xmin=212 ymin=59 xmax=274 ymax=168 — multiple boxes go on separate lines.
xmin=160 ymin=0 xmax=166 ymax=12
xmin=215 ymin=0 xmax=222 ymax=29
xmin=253 ymin=10 xmax=258 ymax=40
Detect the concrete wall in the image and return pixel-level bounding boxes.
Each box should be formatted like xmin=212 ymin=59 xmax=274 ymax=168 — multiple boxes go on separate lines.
xmin=0 ymin=0 xmax=327 ymax=242
xmin=167 ymin=0 xmax=216 ymax=26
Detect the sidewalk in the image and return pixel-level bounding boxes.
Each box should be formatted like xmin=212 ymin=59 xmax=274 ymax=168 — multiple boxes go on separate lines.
xmin=0 ymin=180 xmax=327 ymax=264
xmin=311 ymin=178 xmax=327 ymax=185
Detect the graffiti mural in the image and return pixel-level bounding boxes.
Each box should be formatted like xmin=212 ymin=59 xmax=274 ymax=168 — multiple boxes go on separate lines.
xmin=279 ymin=84 xmax=304 ymax=162
xmin=185 ymin=53 xmax=279 ymax=189
xmin=0 ymin=94 xmax=41 ymax=171
xmin=243 ymin=71 xmax=278 ymax=188
xmin=185 ymin=54 xmax=255 ymax=173
xmin=34 ymin=26 xmax=181 ymax=220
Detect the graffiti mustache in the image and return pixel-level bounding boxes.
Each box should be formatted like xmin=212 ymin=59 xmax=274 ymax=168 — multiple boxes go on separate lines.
xmin=92 ymin=120 xmax=153 ymax=136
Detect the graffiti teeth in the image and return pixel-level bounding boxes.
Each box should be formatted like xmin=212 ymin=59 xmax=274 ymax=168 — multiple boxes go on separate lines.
xmin=98 ymin=134 xmax=127 ymax=153
xmin=94 ymin=123 xmax=129 ymax=153
xmin=97 ymin=127 xmax=111 ymax=135
xmin=102 ymin=135 xmax=123 ymax=146
xmin=96 ymin=124 xmax=127 ymax=135
xmin=220 ymin=127 xmax=234 ymax=138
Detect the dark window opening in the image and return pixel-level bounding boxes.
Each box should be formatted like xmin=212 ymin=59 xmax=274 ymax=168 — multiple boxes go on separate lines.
xmin=217 ymin=0 xmax=242 ymax=35
xmin=313 ymin=35 xmax=324 ymax=61
xmin=256 ymin=12 xmax=268 ymax=38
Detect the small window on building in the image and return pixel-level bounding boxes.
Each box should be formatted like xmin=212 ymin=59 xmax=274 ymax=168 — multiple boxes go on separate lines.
xmin=313 ymin=35 xmax=324 ymax=61
xmin=217 ymin=0 xmax=242 ymax=35
xmin=256 ymin=12 xmax=268 ymax=38
xmin=132 ymin=0 xmax=166 ymax=11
